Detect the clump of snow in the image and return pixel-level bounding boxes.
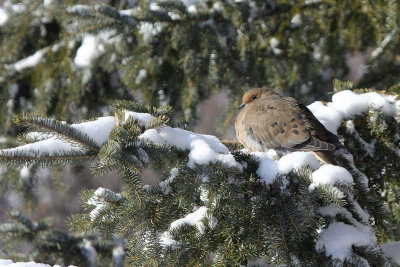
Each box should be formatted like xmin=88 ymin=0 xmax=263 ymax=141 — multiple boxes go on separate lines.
xmin=170 ymin=206 xmax=207 ymax=233
xmin=160 ymin=231 xmax=179 ymax=248
xmin=135 ymin=69 xmax=148 ymax=84
xmin=74 ymin=32 xmax=114 ymax=67
xmin=139 ymin=22 xmax=163 ymax=43
xmin=277 ymin=152 xmax=321 ymax=173
xmin=43 ymin=0 xmax=53 ymax=8
xmin=0 ymin=260 xmax=13 ymax=265
xmin=0 ymin=137 xmax=87 ymax=158
xmin=119 ymin=9 xmax=134 ymax=16
xmin=332 ymin=90 xmax=397 ymax=117
xmin=305 ymin=0 xmax=322 ymax=5
xmin=0 ymin=116 xmax=115 ymax=161
xmin=307 ymin=90 xmax=398 ymax=135
xmin=66 ymin=4 xmax=92 ymax=16
xmin=140 ymin=127 xmax=241 ymax=169
xmin=316 ymin=222 xmax=377 ymax=261
xmin=19 ymin=166 xmax=30 ymax=179
xmin=307 ymin=101 xmax=342 ymax=134
xmin=124 ymin=111 xmax=154 ymax=126
xmin=269 ymin=37 xmax=282 ymax=55
xmin=161 ymin=206 xmax=208 ymax=248
xmin=72 ymin=116 xmax=115 ymax=146
xmin=0 ymin=8 xmax=8 ymax=26
xmin=187 ymin=5 xmax=197 ymax=14
xmin=309 ymin=165 xmax=353 ymax=190
xmin=14 ymin=50 xmax=45 ymax=72
xmin=159 ymin=168 xmax=179 ymax=194
xmin=290 ymin=14 xmax=302 ymax=26
xmin=0 ymin=260 xmax=51 ymax=267
xmin=181 ymin=0 xmax=203 ymax=7
xmin=87 ymin=187 xmax=121 ymax=221
xmin=381 ymin=241 xmax=400 ymax=265
xmin=93 ymin=187 xmax=122 ymax=202
xmin=254 ymin=151 xmax=320 ymax=184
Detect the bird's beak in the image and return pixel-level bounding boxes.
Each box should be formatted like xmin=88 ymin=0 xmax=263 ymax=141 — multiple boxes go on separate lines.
xmin=237 ymin=103 xmax=246 ymax=110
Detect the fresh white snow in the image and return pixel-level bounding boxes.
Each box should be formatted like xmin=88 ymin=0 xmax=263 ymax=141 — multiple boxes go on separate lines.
xmin=13 ymin=50 xmax=45 ymax=72
xmin=269 ymin=37 xmax=282 ymax=55
xmin=74 ymin=34 xmax=107 ymax=67
xmin=124 ymin=111 xmax=154 ymax=126
xmin=309 ymin=165 xmax=353 ymax=190
xmin=138 ymin=22 xmax=163 ymax=43
xmin=159 ymin=168 xmax=179 ymax=194
xmin=87 ymin=187 xmax=122 ymax=221
xmin=66 ymin=4 xmax=92 ymax=16
xmin=308 ymin=90 xmax=397 ymax=134
xmin=0 ymin=137 xmax=87 ymax=158
xmin=71 ymin=116 xmax=115 ymax=146
xmin=290 ymin=14 xmax=302 ymax=26
xmin=170 ymin=206 xmax=207 ymax=233
xmin=316 ymin=222 xmax=377 ymax=261
xmin=307 ymin=101 xmax=342 ymax=134
xmin=160 ymin=231 xmax=179 ymax=248
xmin=0 ymin=259 xmax=63 ymax=267
xmin=135 ymin=69 xmax=148 ymax=84
xmin=331 ymin=90 xmax=397 ymax=117
xmin=0 ymin=8 xmax=8 ymax=26
xmin=161 ymin=206 xmax=209 ymax=248
xmin=139 ymin=126 xmax=241 ymax=169
xmin=381 ymin=241 xmax=400 ymax=265
xmin=254 ymin=151 xmax=320 ymax=184
xmin=0 ymin=116 xmax=115 ymax=158
xmin=0 ymin=260 xmax=78 ymax=267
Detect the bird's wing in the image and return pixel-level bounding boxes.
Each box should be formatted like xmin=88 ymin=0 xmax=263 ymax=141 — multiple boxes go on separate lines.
xmin=242 ymin=97 xmax=337 ymax=151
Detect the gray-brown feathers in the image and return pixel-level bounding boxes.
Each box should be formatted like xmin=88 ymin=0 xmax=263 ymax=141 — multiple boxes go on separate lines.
xmin=235 ymin=88 xmax=342 ymax=165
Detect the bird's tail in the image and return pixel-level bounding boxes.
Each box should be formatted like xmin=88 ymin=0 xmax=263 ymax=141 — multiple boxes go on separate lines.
xmin=311 ymin=151 xmax=340 ymax=166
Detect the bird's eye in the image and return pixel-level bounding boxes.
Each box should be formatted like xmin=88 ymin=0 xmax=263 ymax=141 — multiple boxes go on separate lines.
xmin=252 ymin=95 xmax=258 ymax=100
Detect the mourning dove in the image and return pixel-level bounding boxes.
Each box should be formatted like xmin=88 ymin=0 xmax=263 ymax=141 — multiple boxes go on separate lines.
xmin=235 ymin=88 xmax=342 ymax=165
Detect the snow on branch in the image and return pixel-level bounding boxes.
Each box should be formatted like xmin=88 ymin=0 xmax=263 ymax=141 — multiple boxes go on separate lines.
xmin=0 ymin=259 xmax=53 ymax=267
xmin=160 ymin=206 xmax=209 ymax=248
xmin=381 ymin=241 xmax=400 ymax=265
xmin=0 ymin=259 xmax=80 ymax=267
xmin=87 ymin=187 xmax=122 ymax=221
xmin=0 ymin=116 xmax=115 ymax=166
xmin=308 ymin=90 xmax=397 ymax=134
xmin=140 ymin=126 xmax=241 ymax=169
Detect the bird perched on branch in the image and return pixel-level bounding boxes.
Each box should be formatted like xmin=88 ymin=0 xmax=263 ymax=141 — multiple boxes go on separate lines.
xmin=235 ymin=88 xmax=342 ymax=165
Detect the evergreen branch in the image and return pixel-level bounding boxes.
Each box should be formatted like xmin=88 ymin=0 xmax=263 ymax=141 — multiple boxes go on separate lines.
xmin=14 ymin=114 xmax=100 ymax=151
xmin=277 ymin=216 xmax=289 ymax=252
xmin=120 ymin=166 xmax=143 ymax=206
xmin=109 ymin=100 xmax=148 ymax=113
xmin=0 ymin=149 xmax=96 ymax=167
xmin=281 ymin=202 xmax=300 ymax=236
xmin=7 ymin=210 xmax=38 ymax=232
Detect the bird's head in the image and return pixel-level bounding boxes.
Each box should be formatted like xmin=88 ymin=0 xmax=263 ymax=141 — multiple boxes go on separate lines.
xmin=237 ymin=88 xmax=268 ymax=110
